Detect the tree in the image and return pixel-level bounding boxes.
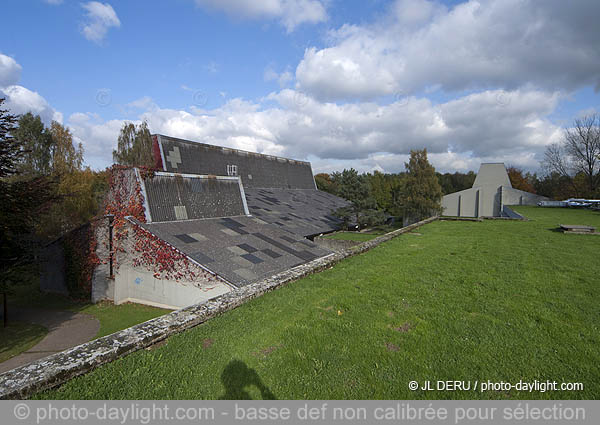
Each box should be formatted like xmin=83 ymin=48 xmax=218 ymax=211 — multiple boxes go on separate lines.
xmin=314 ymin=172 xmax=337 ymax=194
xmin=13 ymin=113 xmax=54 ymax=176
xmin=0 ymin=98 xmax=23 ymax=178
xmin=507 ymin=166 xmax=536 ymax=193
xmin=331 ymin=168 xmax=381 ymax=228
xmin=398 ymin=149 xmax=443 ymax=223
xmin=50 ymin=121 xmax=83 ymax=175
xmin=436 ymin=171 xmax=476 ymax=195
xmin=37 ymin=168 xmax=107 ymax=240
xmin=0 ymin=99 xmax=60 ymax=325
xmin=366 ymin=171 xmax=392 ymax=212
xmin=543 ymin=114 xmax=600 ymax=197
xmin=112 ymin=121 xmax=155 ymax=167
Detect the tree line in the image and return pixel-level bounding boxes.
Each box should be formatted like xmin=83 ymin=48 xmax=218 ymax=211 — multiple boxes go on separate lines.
xmin=315 ymin=113 xmax=600 ymax=228
xmin=316 ymin=149 xmax=445 ymax=228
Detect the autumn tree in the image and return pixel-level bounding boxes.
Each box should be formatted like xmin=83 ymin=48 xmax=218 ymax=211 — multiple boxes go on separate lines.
xmin=112 ymin=121 xmax=154 ymax=167
xmin=507 ymin=166 xmax=536 ymax=193
xmin=397 ymin=149 xmax=443 ymax=223
xmin=50 ymin=121 xmax=83 ymax=175
xmin=314 ymin=173 xmax=337 ymax=194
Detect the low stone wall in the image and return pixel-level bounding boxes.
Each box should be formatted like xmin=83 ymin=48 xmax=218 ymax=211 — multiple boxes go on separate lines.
xmin=0 ymin=216 xmax=438 ymax=400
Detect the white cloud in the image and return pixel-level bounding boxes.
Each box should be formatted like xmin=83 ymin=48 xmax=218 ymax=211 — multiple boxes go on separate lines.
xmin=295 ymin=0 xmax=600 ymax=100
xmin=71 ymin=87 xmax=563 ymax=173
xmin=44 ymin=0 xmax=64 ymax=5
xmin=264 ymin=64 xmax=294 ymax=88
xmin=81 ymin=2 xmax=121 ymax=44
xmin=126 ymin=96 xmax=157 ymax=111
xmin=0 ymin=54 xmax=22 ymax=87
xmin=68 ymin=112 xmax=124 ymax=168
xmin=0 ymin=54 xmax=62 ymax=125
xmin=194 ymin=0 xmax=327 ymax=32
xmin=0 ymin=85 xmax=63 ymax=125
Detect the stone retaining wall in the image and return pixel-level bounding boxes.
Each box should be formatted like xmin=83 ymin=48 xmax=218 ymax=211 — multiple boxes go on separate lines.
xmin=0 ymin=216 xmax=438 ymax=400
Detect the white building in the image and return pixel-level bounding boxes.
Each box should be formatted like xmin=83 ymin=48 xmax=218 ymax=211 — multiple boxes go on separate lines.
xmin=442 ymin=163 xmax=548 ymax=218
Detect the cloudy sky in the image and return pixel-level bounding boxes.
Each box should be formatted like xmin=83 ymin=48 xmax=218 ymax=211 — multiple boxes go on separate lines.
xmin=1 ymin=0 xmax=599 ymax=174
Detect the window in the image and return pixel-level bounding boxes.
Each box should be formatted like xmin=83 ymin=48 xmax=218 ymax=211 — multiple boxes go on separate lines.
xmin=227 ymin=164 xmax=238 ymax=176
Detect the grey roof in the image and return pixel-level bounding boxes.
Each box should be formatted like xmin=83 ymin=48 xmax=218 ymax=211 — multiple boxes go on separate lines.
xmin=140 ymin=216 xmax=332 ymax=287
xmin=142 ymin=172 xmax=247 ymax=222
xmin=155 ymin=134 xmax=317 ymax=190
xmin=244 ymin=188 xmax=350 ymax=237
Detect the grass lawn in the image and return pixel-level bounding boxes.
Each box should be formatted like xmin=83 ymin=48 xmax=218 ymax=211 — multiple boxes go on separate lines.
xmin=325 ymin=225 xmax=400 ymax=242
xmin=36 ymin=206 xmax=600 ymax=399
xmin=0 ymin=321 xmax=48 ymax=363
xmin=7 ymin=280 xmax=170 ymax=339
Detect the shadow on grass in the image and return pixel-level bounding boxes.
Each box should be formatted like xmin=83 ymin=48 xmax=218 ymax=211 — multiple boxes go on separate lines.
xmin=0 ymin=321 xmax=48 ymax=363
xmin=219 ymin=360 xmax=277 ymax=400
xmin=7 ymin=277 xmax=91 ymax=313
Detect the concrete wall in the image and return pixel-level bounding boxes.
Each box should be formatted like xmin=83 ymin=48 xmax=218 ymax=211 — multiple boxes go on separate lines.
xmin=91 ymin=217 xmax=113 ymax=303
xmin=502 ymin=187 xmax=548 ymax=206
xmin=39 ymin=241 xmax=68 ymax=296
xmin=113 ymin=265 xmax=231 ymax=309
xmin=477 ymin=185 xmax=503 ymax=217
xmin=101 ymin=220 xmax=233 ymax=310
xmin=442 ymin=188 xmax=480 ymax=217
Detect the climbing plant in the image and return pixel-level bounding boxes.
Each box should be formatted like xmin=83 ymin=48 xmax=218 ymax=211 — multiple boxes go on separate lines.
xmin=102 ymin=165 xmax=220 ymax=284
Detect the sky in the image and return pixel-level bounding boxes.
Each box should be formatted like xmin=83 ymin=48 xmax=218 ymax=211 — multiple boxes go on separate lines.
xmin=1 ymin=0 xmax=599 ymax=175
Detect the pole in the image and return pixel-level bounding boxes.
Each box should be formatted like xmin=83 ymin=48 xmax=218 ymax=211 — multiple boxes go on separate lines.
xmin=3 ymin=292 xmax=6 ymax=328
xmin=108 ymin=215 xmax=114 ymax=278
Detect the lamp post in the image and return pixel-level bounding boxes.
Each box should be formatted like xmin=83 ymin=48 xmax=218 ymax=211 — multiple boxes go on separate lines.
xmin=106 ymin=214 xmax=115 ymax=279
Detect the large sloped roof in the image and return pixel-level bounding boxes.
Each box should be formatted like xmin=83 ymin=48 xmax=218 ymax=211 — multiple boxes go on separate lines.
xmin=139 ymin=216 xmax=332 ymax=287
xmin=142 ymin=172 xmax=247 ymax=222
xmin=154 ymin=134 xmax=317 ymax=190
xmin=244 ymin=188 xmax=350 ymax=237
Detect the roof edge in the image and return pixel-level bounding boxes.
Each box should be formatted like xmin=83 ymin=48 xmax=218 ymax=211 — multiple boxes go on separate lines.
xmin=152 ymin=134 xmax=312 ymax=166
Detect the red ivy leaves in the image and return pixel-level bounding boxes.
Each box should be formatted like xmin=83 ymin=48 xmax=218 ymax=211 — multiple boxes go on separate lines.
xmin=131 ymin=225 xmax=199 ymax=281
xmin=103 ymin=166 xmax=212 ymax=282
xmin=63 ymin=221 xmax=100 ymax=298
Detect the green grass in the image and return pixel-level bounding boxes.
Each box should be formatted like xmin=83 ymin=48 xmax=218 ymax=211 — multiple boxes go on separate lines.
xmin=82 ymin=302 xmax=172 ymax=338
xmin=36 ymin=206 xmax=600 ymax=399
xmin=0 ymin=321 xmax=48 ymax=363
xmin=325 ymin=225 xmax=399 ymax=242
xmin=7 ymin=281 xmax=170 ymax=339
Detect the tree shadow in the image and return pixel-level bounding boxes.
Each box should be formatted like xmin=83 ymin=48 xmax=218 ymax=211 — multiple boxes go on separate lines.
xmin=0 ymin=321 xmax=47 ymax=360
xmin=218 ymin=359 xmax=277 ymax=400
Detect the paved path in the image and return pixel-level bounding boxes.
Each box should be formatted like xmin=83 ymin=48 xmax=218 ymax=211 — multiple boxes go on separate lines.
xmin=0 ymin=308 xmax=100 ymax=374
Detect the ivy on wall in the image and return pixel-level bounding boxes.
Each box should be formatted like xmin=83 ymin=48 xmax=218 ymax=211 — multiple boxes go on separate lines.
xmin=61 ymin=222 xmax=99 ymax=298
xmin=60 ymin=165 xmax=223 ymax=296
xmin=104 ymin=166 xmax=220 ymax=284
